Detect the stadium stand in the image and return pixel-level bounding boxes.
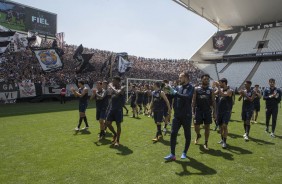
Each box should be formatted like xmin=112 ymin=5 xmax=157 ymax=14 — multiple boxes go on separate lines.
xmin=218 ymin=61 xmax=257 ymax=88
xmin=192 ymin=62 xmax=218 ymax=81
xmin=251 ymin=61 xmax=282 ymax=88
xmin=226 ymin=29 xmax=266 ymax=55
xmin=261 ymin=27 xmax=282 ymax=53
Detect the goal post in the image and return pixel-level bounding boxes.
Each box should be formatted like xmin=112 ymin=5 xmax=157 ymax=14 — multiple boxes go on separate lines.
xmin=125 ymin=78 xmax=163 ymax=101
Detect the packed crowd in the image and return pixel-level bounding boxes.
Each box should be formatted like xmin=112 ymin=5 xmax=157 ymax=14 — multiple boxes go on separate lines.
xmin=0 ymin=43 xmax=203 ymax=85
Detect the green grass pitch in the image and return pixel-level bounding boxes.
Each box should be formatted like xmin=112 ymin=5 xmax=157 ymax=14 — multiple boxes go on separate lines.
xmin=0 ymin=96 xmax=281 ymax=184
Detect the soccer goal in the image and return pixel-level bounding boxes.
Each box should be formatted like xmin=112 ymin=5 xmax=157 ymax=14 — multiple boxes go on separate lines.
xmin=125 ymin=78 xmax=163 ymax=100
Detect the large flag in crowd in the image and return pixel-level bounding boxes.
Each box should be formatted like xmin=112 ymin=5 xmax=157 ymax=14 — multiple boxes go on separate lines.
xmin=100 ymin=53 xmax=113 ymax=78
xmin=33 ymin=49 xmax=64 ymax=72
xmin=0 ymin=31 xmax=15 ymax=55
xmin=27 ymin=31 xmax=42 ymax=47
xmin=116 ymin=52 xmax=132 ymax=76
xmin=73 ymin=44 xmax=94 ymax=74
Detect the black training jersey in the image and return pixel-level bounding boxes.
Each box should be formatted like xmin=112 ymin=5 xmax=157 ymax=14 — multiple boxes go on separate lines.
xmin=195 ymin=86 xmax=213 ymax=111
xmin=152 ymin=90 xmax=164 ymax=111
xmin=111 ymin=89 xmax=125 ymax=110
xmin=253 ymin=90 xmax=260 ymax=106
xmin=217 ymin=88 xmax=232 ymax=113
xmin=137 ymin=91 xmax=144 ymax=103
xmin=79 ymin=88 xmax=88 ymax=104
xmin=242 ymin=89 xmax=254 ymax=111
xmin=130 ymin=91 xmax=137 ymax=103
xmin=263 ymin=87 xmax=282 ymax=108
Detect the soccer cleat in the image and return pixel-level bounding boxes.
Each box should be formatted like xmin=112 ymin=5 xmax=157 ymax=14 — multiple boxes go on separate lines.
xmin=181 ymin=152 xmax=187 ymax=159
xmin=164 ymin=154 xmax=176 ymax=161
xmin=82 ymin=126 xmax=89 ymax=130
xmin=218 ymin=140 xmax=223 ymax=144
xmin=74 ymin=127 xmax=80 ymax=131
xmin=194 ymin=134 xmax=201 ymax=144
xmin=114 ymin=142 xmax=120 ymax=147
xmin=112 ymin=135 xmax=117 ymax=144
xmin=98 ymin=132 xmax=105 ymax=140
xmin=152 ymin=137 xmax=158 ymax=142
xmin=244 ymin=135 xmax=249 ymax=141
xmin=265 ymin=128 xmax=269 ymax=133
xmin=163 ymin=128 xmax=167 ymax=133
xmin=204 ymin=144 xmax=209 ymax=150
xmin=243 ymin=133 xmax=247 ymax=138
xmin=270 ymin=132 xmax=275 ymax=138
xmin=158 ymin=134 xmax=163 ymax=139
xmin=222 ymin=142 xmax=227 ymax=148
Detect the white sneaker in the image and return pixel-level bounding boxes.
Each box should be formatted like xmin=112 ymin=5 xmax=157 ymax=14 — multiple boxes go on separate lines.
xmin=74 ymin=127 xmax=80 ymax=131
xmin=244 ymin=135 xmax=249 ymax=141
xmin=243 ymin=133 xmax=247 ymax=138
xmin=218 ymin=140 xmax=223 ymax=144
xmin=163 ymin=128 xmax=167 ymax=132
xmin=222 ymin=142 xmax=227 ymax=148
xmin=270 ymin=132 xmax=275 ymax=138
xmin=82 ymin=127 xmax=89 ymax=130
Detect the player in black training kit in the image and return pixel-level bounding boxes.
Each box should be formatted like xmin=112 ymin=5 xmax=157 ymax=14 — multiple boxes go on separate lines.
xmin=162 ymin=80 xmax=173 ymax=135
xmin=128 ymin=85 xmax=138 ymax=118
xmin=91 ymin=81 xmax=109 ymax=140
xmin=214 ymin=78 xmax=233 ymax=149
xmin=263 ymin=78 xmax=281 ymax=137
xmin=192 ymin=74 xmax=216 ymax=150
xmin=71 ymin=80 xmax=89 ymax=131
xmin=251 ymin=84 xmax=261 ymax=124
xmin=238 ymin=81 xmax=255 ymax=141
xmin=105 ymin=76 xmax=125 ymax=146
xmin=150 ymin=81 xmax=171 ymax=142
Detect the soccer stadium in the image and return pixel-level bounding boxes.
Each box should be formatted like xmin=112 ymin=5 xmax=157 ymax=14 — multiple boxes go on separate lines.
xmin=0 ymin=0 xmax=282 ymax=183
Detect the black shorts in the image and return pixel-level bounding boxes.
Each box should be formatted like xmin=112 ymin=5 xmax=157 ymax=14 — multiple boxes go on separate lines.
xmin=79 ymin=103 xmax=88 ymax=113
xmin=241 ymin=110 xmax=253 ymax=121
xmin=254 ymin=104 xmax=260 ymax=112
xmin=195 ymin=110 xmax=212 ymax=125
xmin=96 ymin=109 xmax=106 ymax=120
xmin=217 ymin=111 xmax=231 ymax=125
xmin=106 ymin=109 xmax=123 ymax=123
xmin=154 ymin=111 xmax=164 ymax=123
xmin=131 ymin=102 xmax=137 ymax=108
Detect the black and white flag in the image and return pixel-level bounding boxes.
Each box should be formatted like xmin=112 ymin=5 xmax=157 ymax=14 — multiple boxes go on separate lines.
xmin=0 ymin=31 xmax=15 ymax=55
xmin=116 ymin=52 xmax=132 ymax=75
xmin=73 ymin=44 xmax=94 ymax=74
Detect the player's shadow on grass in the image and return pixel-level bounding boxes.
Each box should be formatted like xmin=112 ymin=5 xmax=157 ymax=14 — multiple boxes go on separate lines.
xmin=198 ymin=145 xmax=234 ymax=160
xmin=226 ymin=145 xmax=252 ymax=155
xmin=73 ymin=129 xmax=91 ymax=135
xmin=93 ymin=139 xmax=112 ymax=146
xmin=110 ymin=144 xmax=133 ymax=156
xmin=228 ymin=133 xmax=243 ymax=139
xmin=229 ymin=119 xmax=242 ymax=123
xmin=172 ymin=157 xmax=217 ymax=176
xmin=228 ymin=133 xmax=274 ymax=145
xmin=249 ymin=137 xmax=275 ymax=145
xmin=156 ymin=137 xmax=170 ymax=146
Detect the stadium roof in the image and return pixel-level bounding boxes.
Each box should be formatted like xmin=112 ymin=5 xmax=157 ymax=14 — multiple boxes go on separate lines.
xmin=173 ymin=0 xmax=282 ymax=30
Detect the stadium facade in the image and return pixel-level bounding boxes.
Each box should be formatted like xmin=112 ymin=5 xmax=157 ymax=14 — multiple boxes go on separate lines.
xmin=174 ymin=0 xmax=282 ymax=89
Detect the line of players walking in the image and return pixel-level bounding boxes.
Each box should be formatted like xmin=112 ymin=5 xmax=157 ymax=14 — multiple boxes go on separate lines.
xmin=70 ymin=73 xmax=281 ymax=161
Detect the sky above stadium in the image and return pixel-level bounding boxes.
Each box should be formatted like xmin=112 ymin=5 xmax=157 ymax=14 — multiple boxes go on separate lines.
xmin=18 ymin=0 xmax=217 ymax=59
